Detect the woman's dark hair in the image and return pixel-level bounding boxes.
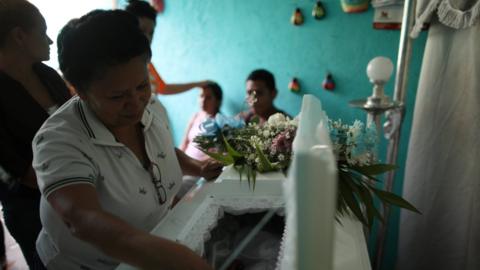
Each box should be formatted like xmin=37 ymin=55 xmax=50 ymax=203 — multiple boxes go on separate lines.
xmin=246 ymin=69 xmax=277 ymax=92
xmin=57 ymin=9 xmax=151 ymax=92
xmin=204 ymin=82 xmax=223 ymax=102
xmin=125 ymin=0 xmax=157 ymax=22
xmin=203 ymin=82 xmax=223 ymax=113
xmin=0 ymin=0 xmax=41 ymax=47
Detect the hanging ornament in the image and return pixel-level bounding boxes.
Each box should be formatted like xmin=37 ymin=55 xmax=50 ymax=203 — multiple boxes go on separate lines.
xmin=312 ymin=1 xmax=326 ymax=19
xmin=152 ymin=0 xmax=165 ymax=13
xmin=322 ymin=73 xmax=336 ymax=90
xmin=340 ymin=0 xmax=369 ymax=13
xmin=288 ymin=77 xmax=301 ymax=92
xmin=291 ymin=8 xmax=304 ymax=26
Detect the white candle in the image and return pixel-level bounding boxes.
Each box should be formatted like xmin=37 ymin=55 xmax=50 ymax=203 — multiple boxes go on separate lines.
xmin=282 ymin=95 xmax=337 ymax=270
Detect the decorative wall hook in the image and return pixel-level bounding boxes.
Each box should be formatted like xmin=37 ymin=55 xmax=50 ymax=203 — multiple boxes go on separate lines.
xmin=291 ymin=8 xmax=304 ymax=26
xmin=289 ymin=77 xmax=301 ymax=92
xmin=312 ymin=1 xmax=326 ymax=19
xmin=322 ymin=73 xmax=336 ymax=90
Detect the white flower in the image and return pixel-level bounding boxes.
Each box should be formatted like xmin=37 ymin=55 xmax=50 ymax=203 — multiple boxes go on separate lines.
xmin=263 ymin=130 xmax=270 ymax=137
xmin=257 ymin=142 xmax=264 ymax=149
xmin=278 ymin=154 xmax=285 ymax=161
xmin=289 ymin=117 xmax=299 ymax=127
xmin=349 ymin=120 xmax=363 ymax=139
xmin=267 ymin=113 xmax=287 ymax=126
xmin=349 ymin=152 xmax=372 ymax=166
xmin=246 ymin=91 xmax=257 ymax=106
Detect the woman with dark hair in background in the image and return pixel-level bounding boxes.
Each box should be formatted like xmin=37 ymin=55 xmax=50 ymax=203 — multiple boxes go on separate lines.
xmin=177 ymin=82 xmax=223 ymax=198
xmin=125 ymin=0 xmax=210 ymax=95
xmin=33 ymin=9 xmax=212 ymax=269
xmin=180 ymin=82 xmax=223 ymax=161
xmin=0 ymin=0 xmax=71 ymax=268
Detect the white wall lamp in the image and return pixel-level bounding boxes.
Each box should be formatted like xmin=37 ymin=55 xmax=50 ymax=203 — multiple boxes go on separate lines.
xmin=348 ymin=0 xmax=417 ymax=268
xmin=350 ymin=56 xmax=399 ymax=135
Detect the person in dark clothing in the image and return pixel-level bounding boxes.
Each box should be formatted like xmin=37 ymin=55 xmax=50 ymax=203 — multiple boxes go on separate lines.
xmin=0 ymin=0 xmax=71 ymax=268
xmin=0 ymin=221 xmax=5 ymax=270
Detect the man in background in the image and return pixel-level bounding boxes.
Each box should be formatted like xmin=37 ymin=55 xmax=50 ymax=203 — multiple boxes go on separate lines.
xmin=239 ymin=69 xmax=289 ymax=124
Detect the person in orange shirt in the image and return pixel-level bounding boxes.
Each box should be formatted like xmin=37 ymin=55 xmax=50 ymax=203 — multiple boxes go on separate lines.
xmin=126 ymin=0 xmax=209 ymax=95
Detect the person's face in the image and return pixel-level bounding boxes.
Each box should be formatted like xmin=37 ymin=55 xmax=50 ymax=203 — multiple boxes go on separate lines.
xmin=199 ymin=87 xmax=220 ymax=116
xmin=138 ymin=17 xmax=155 ymax=44
xmin=22 ymin=13 xmax=52 ymax=62
xmin=78 ymin=55 xmax=151 ymax=131
xmin=246 ymin=80 xmax=276 ymax=116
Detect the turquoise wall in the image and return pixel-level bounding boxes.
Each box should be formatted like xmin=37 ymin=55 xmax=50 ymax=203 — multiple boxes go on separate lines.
xmin=118 ymin=1 xmax=427 ymax=269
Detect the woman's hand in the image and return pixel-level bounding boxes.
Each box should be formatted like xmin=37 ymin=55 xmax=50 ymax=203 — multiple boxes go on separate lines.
xmin=175 ymin=148 xmax=223 ymax=180
xmin=198 ymin=159 xmax=223 ymax=181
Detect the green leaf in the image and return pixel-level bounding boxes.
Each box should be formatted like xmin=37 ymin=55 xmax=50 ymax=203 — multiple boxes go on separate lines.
xmin=200 ymin=149 xmax=234 ymax=165
xmin=250 ymin=116 xmax=260 ymax=125
xmin=351 ymin=164 xmax=397 ymax=176
xmin=254 ymin=143 xmax=274 ymax=172
xmin=252 ymin=169 xmax=257 ymax=191
xmin=349 ymin=169 xmax=381 ymax=183
xmin=372 ymin=188 xmax=421 ymax=214
xmin=343 ymin=174 xmax=374 ymax=228
xmin=357 ymin=184 xmax=384 ymax=227
xmin=234 ymin=165 xmax=244 ymax=182
xmin=222 ymin=135 xmax=243 ymax=158
xmin=338 ymin=174 xmax=367 ymax=226
xmin=246 ymin=165 xmax=253 ymax=189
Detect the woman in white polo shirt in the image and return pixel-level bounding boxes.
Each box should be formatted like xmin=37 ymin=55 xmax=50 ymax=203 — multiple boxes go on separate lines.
xmin=32 ymin=10 xmax=212 ymax=270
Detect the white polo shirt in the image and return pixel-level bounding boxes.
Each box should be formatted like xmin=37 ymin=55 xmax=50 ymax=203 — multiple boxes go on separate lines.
xmin=32 ymin=96 xmax=182 ymax=270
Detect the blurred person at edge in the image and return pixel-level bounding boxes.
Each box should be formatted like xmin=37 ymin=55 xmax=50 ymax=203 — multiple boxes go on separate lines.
xmin=0 ymin=0 xmax=71 ymax=268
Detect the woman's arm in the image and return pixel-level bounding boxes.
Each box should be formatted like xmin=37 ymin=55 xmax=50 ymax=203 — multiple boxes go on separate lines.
xmin=174 ymin=149 xmax=222 ymax=180
xmin=48 ymin=184 xmax=212 ymax=270
xmin=160 ymin=81 xmax=210 ymax=95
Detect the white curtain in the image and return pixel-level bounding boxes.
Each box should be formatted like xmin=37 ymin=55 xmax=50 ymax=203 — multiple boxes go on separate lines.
xmin=397 ymin=0 xmax=480 ymax=269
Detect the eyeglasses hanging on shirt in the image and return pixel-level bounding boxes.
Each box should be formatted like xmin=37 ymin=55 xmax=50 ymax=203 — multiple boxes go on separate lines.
xmin=149 ymin=162 xmax=167 ymax=205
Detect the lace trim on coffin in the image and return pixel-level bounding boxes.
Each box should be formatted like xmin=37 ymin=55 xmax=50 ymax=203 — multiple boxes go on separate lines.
xmin=176 ymin=196 xmax=285 ymax=255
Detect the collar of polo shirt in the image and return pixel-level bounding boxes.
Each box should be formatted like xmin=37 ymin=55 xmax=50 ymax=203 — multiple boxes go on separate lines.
xmin=76 ymin=97 xmax=154 ymax=146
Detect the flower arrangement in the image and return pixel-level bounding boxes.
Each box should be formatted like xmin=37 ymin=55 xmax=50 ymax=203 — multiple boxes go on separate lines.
xmin=194 ymin=113 xmax=297 ymax=186
xmin=194 ymin=113 xmax=419 ymax=229
xmin=328 ymin=119 xmax=420 ymax=228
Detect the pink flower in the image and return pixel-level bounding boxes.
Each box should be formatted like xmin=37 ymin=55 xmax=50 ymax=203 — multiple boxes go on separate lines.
xmin=270 ymin=128 xmax=296 ymax=155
